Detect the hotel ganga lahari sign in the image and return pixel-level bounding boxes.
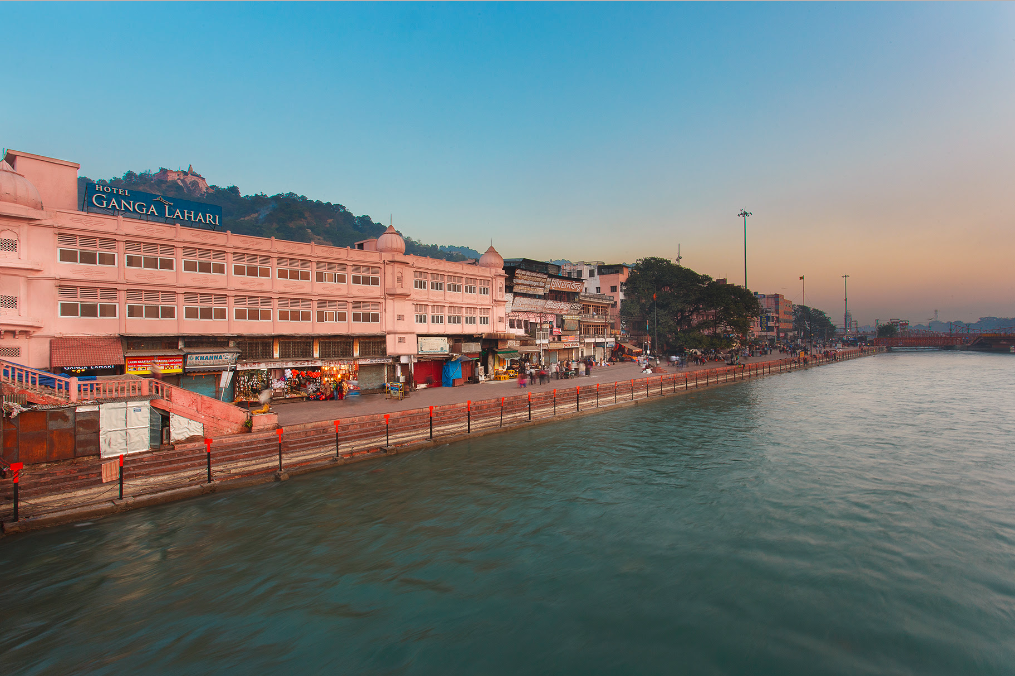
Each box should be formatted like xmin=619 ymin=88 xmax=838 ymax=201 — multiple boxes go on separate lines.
xmin=84 ymin=182 xmax=223 ymax=229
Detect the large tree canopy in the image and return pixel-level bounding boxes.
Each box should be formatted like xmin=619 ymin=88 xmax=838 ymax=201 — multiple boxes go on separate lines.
xmin=793 ymin=305 xmax=838 ymax=342
xmin=621 ymin=257 xmax=760 ymax=351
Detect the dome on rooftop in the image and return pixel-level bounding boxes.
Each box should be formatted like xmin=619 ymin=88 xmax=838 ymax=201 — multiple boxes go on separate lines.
xmin=0 ymin=159 xmax=43 ymax=210
xmin=376 ymin=225 xmax=405 ymax=254
xmin=478 ymin=245 xmax=503 ymax=269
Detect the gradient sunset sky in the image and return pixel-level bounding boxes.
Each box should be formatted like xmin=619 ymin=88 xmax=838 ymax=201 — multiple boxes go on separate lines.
xmin=5 ymin=2 xmax=1013 ymax=325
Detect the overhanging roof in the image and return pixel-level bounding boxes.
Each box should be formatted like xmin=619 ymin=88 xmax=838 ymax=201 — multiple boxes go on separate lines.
xmin=51 ymin=336 xmax=123 ymax=367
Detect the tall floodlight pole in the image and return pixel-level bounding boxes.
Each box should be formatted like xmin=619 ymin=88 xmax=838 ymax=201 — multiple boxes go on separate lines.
xmin=842 ymin=274 xmax=850 ymax=337
xmin=800 ymin=274 xmax=806 ymax=349
xmin=739 ymin=209 xmax=752 ymax=289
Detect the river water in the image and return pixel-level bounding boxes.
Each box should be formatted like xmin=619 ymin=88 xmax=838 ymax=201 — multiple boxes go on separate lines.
xmin=2 ymin=351 xmax=1014 ymax=675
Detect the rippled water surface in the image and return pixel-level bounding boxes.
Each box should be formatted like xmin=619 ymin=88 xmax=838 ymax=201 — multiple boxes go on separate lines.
xmin=2 ymin=352 xmax=1015 ymax=675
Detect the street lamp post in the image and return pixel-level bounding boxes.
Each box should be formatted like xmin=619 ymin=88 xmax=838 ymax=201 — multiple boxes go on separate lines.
xmin=842 ymin=274 xmax=850 ymax=339
xmin=739 ymin=209 xmax=752 ymax=289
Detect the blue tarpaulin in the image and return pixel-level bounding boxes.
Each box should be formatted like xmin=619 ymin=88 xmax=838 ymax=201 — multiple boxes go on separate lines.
xmin=441 ymin=360 xmax=463 ymax=387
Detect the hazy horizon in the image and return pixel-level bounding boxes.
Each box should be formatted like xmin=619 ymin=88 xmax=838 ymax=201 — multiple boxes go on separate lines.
xmin=5 ymin=2 xmax=1013 ymax=325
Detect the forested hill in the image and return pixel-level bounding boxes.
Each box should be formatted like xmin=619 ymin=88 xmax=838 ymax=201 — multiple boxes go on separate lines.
xmin=76 ymin=170 xmax=480 ymax=262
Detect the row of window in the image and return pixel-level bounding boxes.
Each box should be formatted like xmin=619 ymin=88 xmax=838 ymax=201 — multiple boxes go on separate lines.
xmin=413 ymin=304 xmax=490 ymax=325
xmin=57 ymin=236 xmax=385 ymax=285
xmin=59 ymin=302 xmax=384 ymax=323
xmin=413 ymin=271 xmax=489 ymax=294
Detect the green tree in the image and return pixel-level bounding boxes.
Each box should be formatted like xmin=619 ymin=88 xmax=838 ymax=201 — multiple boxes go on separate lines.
xmin=876 ymin=323 xmax=898 ymax=338
xmin=621 ymin=257 xmax=760 ymax=351
xmin=793 ymin=305 xmax=838 ymax=342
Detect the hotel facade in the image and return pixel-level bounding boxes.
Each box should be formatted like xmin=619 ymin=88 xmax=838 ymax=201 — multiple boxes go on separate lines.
xmin=0 ymin=149 xmax=509 ymax=399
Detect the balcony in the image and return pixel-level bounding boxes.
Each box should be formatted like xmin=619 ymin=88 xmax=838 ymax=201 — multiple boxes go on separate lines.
xmin=579 ymin=313 xmax=611 ymax=323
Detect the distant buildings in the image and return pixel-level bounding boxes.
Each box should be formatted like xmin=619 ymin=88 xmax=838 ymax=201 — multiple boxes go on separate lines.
xmin=752 ymin=293 xmax=795 ymax=342
xmin=152 ymin=165 xmax=210 ymax=195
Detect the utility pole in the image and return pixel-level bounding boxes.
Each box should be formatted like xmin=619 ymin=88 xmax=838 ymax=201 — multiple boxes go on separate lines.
xmin=653 ymin=292 xmax=658 ymax=359
xmin=842 ymin=274 xmax=850 ymax=337
xmin=739 ymin=209 xmax=752 ymax=289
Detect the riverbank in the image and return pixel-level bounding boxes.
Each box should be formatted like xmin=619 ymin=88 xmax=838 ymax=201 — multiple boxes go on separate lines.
xmin=0 ymin=348 xmax=879 ymax=536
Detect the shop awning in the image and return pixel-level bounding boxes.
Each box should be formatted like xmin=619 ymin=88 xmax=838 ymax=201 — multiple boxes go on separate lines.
xmin=496 ymin=350 xmax=520 ymax=357
xmin=51 ymin=337 xmax=123 ymax=368
xmin=517 ymin=346 xmax=542 ymax=353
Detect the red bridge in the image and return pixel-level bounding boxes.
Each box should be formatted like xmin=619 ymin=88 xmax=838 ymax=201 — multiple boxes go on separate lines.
xmin=875 ymin=332 xmax=1015 ymax=351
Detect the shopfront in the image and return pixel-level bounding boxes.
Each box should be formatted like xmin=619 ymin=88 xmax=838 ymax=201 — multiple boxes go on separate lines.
xmin=124 ymin=351 xmax=184 ymax=385
xmin=546 ymin=337 xmax=580 ymax=363
xmin=234 ymin=359 xmax=322 ymax=400
xmin=414 ymin=336 xmax=450 ymax=388
xmin=356 ymin=357 xmax=390 ymax=391
xmin=182 ymin=350 xmax=239 ymax=401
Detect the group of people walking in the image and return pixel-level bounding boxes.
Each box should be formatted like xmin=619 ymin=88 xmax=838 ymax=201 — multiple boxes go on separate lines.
xmin=516 ymin=359 xmax=599 ymax=387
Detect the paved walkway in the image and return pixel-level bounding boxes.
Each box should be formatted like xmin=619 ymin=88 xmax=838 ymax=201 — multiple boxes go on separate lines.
xmin=272 ymin=352 xmax=794 ymax=426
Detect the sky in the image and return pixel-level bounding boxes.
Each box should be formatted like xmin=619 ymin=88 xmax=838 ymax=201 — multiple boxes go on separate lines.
xmin=4 ymin=2 xmax=1014 ymax=325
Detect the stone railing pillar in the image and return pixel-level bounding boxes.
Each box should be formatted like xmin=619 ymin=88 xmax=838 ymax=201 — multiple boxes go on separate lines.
xmin=69 ymin=377 xmax=78 ymax=403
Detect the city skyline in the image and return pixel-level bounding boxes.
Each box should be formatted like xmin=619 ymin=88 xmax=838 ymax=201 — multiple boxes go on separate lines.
xmin=4 ymin=2 xmax=1013 ymax=324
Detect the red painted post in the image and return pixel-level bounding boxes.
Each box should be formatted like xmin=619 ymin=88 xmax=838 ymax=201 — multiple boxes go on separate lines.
xmin=614 ymin=381 xmax=618 ymax=404
xmin=10 ymin=461 xmax=22 ymax=521
xmin=334 ymin=420 xmax=341 ymax=457
xmin=528 ymin=392 xmax=532 ymax=421
xmin=204 ymin=438 xmax=212 ymax=483
xmin=500 ymin=397 xmax=505 ymax=427
xmin=276 ymin=428 xmax=284 ymax=472
xmin=118 ymin=454 xmax=124 ymax=500
xmin=631 ymin=379 xmax=634 ymax=400
xmin=467 ymin=401 xmax=471 ymax=434
xmin=384 ymin=414 xmax=390 ymax=447
xmin=576 ymin=386 xmax=580 ymax=412
xmin=429 ymin=406 xmax=434 ymax=439
xmin=596 ymin=382 xmax=600 ymax=407
xmin=553 ymin=388 xmax=557 ymax=416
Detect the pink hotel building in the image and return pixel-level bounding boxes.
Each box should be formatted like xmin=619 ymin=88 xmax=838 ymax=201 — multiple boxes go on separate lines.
xmin=0 ymin=149 xmax=509 ymax=397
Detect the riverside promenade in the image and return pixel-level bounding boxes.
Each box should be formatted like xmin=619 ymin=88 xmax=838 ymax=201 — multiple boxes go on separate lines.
xmin=1 ymin=348 xmax=879 ymax=535
xmin=272 ymin=351 xmax=794 ymax=426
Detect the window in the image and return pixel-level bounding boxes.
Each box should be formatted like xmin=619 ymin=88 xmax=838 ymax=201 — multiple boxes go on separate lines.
xmin=611 ymin=286 xmax=618 ymax=293
xmin=183 ymin=293 xmax=227 ymax=320
xmin=414 ymin=304 xmax=428 ymax=324
xmin=448 ymin=306 xmax=463 ymax=324
xmin=448 ymin=276 xmax=463 ymax=293
xmin=277 ymin=258 xmax=311 ymax=281
xmin=479 ymin=308 xmax=490 ymax=325
xmin=479 ymin=281 xmax=490 ymax=296
xmin=233 ymin=253 xmax=271 ymax=278
xmin=317 ymin=300 xmax=348 ymax=323
xmin=237 ymin=339 xmax=273 ymax=360
xmin=596 ymin=287 xmax=601 ymax=293
xmin=352 ymin=301 xmax=380 ymax=323
xmin=430 ymin=304 xmax=445 ymax=324
xmin=57 ymin=287 xmax=118 ymax=318
xmin=57 ymin=234 xmax=116 ymax=266
xmin=430 ymin=274 xmax=445 ymax=291
xmin=125 ymin=241 xmax=175 ymax=270
xmin=359 ymin=337 xmax=387 ymax=357
xmin=127 ymin=290 xmax=176 ymax=319
xmin=414 ymin=271 xmax=428 ymax=290
xmin=182 ymin=247 xmax=226 ymax=274
xmin=234 ymin=296 xmax=272 ymax=320
xmin=279 ymin=339 xmax=313 ymax=359
xmin=0 ymin=232 xmax=18 ymax=255
xmin=351 ymin=265 xmax=380 ymax=286
xmin=464 ymin=277 xmax=477 ymax=294
xmin=278 ymin=298 xmax=311 ymax=321
xmin=316 ymin=261 xmax=347 ymax=284
xmin=319 ymin=338 xmax=353 ymax=359
xmin=0 ymin=346 xmax=20 ymax=358
xmin=464 ymin=307 xmax=477 ymax=325
xmin=589 ymin=268 xmax=596 ymax=277
xmin=0 ymin=295 xmax=16 ymax=316
xmin=396 ymin=314 xmax=404 ymax=321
